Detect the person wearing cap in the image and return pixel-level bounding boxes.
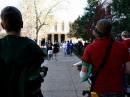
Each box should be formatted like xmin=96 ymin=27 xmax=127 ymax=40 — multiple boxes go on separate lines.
xmin=0 ymin=6 xmax=46 ymax=97
xmin=80 ymin=19 xmax=130 ymax=97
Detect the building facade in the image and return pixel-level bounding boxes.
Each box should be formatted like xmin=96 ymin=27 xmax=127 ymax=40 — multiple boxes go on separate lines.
xmin=0 ymin=20 xmax=71 ymax=46
xmin=38 ymin=20 xmax=71 ymax=46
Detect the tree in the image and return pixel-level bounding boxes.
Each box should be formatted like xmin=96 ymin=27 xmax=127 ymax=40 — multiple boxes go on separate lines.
xmin=20 ymin=0 xmax=66 ymax=43
xmin=68 ymin=0 xmax=110 ymax=41
xmin=111 ymin=0 xmax=130 ymax=34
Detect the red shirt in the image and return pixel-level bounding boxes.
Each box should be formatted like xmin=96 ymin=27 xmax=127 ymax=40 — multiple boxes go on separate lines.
xmin=82 ymin=38 xmax=130 ymax=93
xmin=122 ymin=38 xmax=130 ymax=53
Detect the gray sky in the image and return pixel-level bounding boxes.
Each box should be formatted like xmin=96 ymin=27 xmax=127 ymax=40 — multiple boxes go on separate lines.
xmin=0 ymin=0 xmax=87 ymax=22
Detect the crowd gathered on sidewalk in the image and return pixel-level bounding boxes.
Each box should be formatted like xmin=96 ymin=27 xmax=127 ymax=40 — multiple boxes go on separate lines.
xmin=1 ymin=5 xmax=130 ymax=97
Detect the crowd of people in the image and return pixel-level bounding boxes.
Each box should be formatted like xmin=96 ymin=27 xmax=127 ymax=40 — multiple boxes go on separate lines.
xmin=62 ymin=40 xmax=73 ymax=56
xmin=44 ymin=40 xmax=60 ymax=61
xmin=79 ymin=19 xmax=130 ymax=97
xmin=42 ymin=39 xmax=75 ymax=61
xmin=1 ymin=5 xmax=130 ymax=97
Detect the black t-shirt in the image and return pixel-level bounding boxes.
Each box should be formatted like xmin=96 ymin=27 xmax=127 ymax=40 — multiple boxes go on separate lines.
xmin=0 ymin=35 xmax=45 ymax=97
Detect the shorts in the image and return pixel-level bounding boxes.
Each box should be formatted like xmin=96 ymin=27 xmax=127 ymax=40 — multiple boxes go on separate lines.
xmin=48 ymin=50 xmax=53 ymax=55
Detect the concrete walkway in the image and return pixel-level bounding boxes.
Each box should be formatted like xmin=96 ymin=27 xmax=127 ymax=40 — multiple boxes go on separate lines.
xmin=41 ymin=48 xmax=89 ymax=97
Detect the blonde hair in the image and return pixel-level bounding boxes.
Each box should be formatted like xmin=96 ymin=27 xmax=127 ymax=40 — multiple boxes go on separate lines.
xmin=121 ymin=31 xmax=129 ymax=38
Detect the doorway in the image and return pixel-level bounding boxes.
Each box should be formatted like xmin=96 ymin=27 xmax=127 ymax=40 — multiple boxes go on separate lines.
xmin=61 ymin=34 xmax=65 ymax=43
xmin=54 ymin=34 xmax=58 ymax=42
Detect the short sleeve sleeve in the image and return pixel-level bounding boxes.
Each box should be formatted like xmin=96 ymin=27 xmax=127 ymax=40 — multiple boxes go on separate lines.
xmin=81 ymin=44 xmax=92 ymax=64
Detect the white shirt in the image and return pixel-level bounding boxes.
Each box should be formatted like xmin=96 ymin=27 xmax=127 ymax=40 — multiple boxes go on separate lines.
xmin=62 ymin=42 xmax=67 ymax=48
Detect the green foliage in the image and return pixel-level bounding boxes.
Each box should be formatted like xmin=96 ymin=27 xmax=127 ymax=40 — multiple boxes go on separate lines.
xmin=68 ymin=0 xmax=130 ymax=40
xmin=68 ymin=0 xmax=108 ymax=41
xmin=111 ymin=0 xmax=130 ymax=33
xmin=87 ymin=0 xmax=97 ymax=7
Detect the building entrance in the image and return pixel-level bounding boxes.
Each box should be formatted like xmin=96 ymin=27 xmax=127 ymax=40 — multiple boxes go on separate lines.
xmin=61 ymin=34 xmax=65 ymax=43
xmin=54 ymin=34 xmax=58 ymax=42
xmin=47 ymin=34 xmax=52 ymax=42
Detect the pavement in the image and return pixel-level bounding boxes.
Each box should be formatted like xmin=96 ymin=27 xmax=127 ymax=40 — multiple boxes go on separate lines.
xmin=41 ymin=48 xmax=90 ymax=97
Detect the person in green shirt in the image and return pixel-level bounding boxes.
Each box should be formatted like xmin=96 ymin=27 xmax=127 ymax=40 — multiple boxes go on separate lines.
xmin=0 ymin=6 xmax=46 ymax=97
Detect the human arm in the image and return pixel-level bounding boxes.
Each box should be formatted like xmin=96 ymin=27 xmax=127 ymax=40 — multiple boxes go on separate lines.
xmin=123 ymin=44 xmax=130 ymax=74
xmin=21 ymin=42 xmax=45 ymax=97
xmin=80 ymin=44 xmax=92 ymax=82
xmin=125 ymin=61 xmax=130 ymax=74
xmin=80 ymin=61 xmax=92 ymax=82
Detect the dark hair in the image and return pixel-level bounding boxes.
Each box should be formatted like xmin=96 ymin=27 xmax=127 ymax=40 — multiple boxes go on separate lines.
xmin=1 ymin=6 xmax=23 ymax=32
xmin=95 ymin=19 xmax=112 ymax=37
xmin=93 ymin=27 xmax=104 ymax=37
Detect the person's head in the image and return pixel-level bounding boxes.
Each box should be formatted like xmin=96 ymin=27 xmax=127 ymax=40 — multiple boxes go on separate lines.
xmin=0 ymin=6 xmax=23 ymax=33
xmin=70 ymin=40 xmax=72 ymax=43
xmin=93 ymin=19 xmax=112 ymax=38
xmin=121 ymin=31 xmax=129 ymax=39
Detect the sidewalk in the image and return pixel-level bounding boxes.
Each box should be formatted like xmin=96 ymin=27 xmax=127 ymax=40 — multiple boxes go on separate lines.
xmin=41 ymin=48 xmax=89 ymax=97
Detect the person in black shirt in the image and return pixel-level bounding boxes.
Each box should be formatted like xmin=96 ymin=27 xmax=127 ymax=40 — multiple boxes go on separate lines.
xmin=0 ymin=6 xmax=46 ymax=97
xmin=53 ymin=41 xmax=59 ymax=60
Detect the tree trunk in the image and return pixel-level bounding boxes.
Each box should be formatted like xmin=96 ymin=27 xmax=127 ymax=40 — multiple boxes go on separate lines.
xmin=36 ymin=32 xmax=38 ymax=43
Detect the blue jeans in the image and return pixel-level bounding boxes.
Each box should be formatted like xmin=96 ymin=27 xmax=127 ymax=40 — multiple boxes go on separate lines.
xmin=63 ymin=48 xmax=67 ymax=55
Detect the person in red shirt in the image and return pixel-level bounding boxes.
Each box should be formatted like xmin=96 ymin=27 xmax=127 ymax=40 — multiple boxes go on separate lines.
xmin=121 ymin=31 xmax=130 ymax=95
xmin=121 ymin=31 xmax=130 ymax=52
xmin=81 ymin=19 xmax=130 ymax=97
